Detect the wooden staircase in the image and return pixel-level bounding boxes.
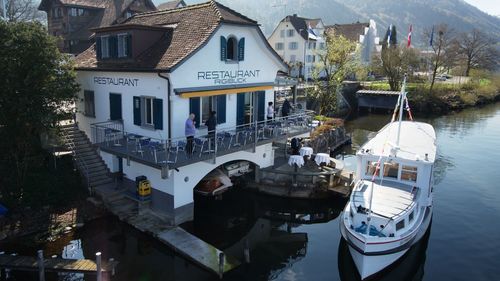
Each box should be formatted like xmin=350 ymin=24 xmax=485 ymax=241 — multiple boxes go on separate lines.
xmin=59 ymin=123 xmax=114 ymax=192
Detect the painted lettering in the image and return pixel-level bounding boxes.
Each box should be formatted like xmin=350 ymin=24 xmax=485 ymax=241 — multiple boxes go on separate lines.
xmin=196 ymin=69 xmax=260 ymax=85
xmin=93 ymin=77 xmax=139 ymax=87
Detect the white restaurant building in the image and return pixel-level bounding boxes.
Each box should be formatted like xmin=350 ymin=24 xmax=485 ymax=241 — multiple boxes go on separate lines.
xmin=73 ymin=1 xmax=311 ymax=225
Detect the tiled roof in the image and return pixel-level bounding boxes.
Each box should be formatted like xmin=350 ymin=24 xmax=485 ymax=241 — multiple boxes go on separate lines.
xmin=280 ymin=14 xmax=322 ymax=41
xmin=58 ymin=0 xmax=107 ymax=8
xmin=157 ymin=0 xmax=185 ymax=10
xmin=75 ymin=1 xmax=262 ymax=71
xmin=325 ymin=22 xmax=369 ymax=42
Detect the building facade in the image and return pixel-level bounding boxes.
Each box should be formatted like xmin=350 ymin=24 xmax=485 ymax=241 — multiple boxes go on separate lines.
xmin=73 ymin=1 xmax=310 ymax=225
xmin=326 ymin=20 xmax=380 ymax=65
xmin=38 ymin=0 xmax=157 ymax=54
xmin=268 ymin=14 xmax=326 ymax=80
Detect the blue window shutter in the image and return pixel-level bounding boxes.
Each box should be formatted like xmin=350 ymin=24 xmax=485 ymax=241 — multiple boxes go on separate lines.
xmin=126 ymin=34 xmax=132 ymax=58
xmin=216 ymin=95 xmax=226 ymax=124
xmin=133 ymin=96 xmax=141 ymax=125
xmin=189 ymin=97 xmax=200 ymax=128
xmin=238 ymin=37 xmax=245 ymax=61
xmin=153 ymin=98 xmax=163 ymax=130
xmin=257 ymin=91 xmax=265 ymax=122
xmin=96 ymin=37 xmax=102 ymax=59
xmin=220 ymin=36 xmax=227 ymax=61
xmin=110 ymin=35 xmax=118 ymax=58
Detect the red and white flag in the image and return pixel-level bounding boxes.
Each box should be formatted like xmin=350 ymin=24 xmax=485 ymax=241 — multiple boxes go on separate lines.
xmin=407 ymin=24 xmax=412 ymax=48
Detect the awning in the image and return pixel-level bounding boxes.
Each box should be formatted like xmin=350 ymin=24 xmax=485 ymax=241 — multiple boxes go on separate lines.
xmin=174 ymin=83 xmax=274 ymax=98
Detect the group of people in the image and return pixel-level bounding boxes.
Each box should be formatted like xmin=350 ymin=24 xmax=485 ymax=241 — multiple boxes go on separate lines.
xmin=267 ymin=98 xmax=292 ymax=120
xmin=184 ymin=98 xmax=293 ymax=156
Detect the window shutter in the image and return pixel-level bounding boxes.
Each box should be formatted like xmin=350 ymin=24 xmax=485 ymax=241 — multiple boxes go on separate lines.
xmin=238 ymin=37 xmax=245 ymax=61
xmin=189 ymin=97 xmax=200 ymax=128
xmin=236 ymin=93 xmax=245 ymax=126
xmin=133 ymin=96 xmax=141 ymax=126
xmin=126 ymin=34 xmax=132 ymax=58
xmin=109 ymin=35 xmax=118 ymax=58
xmin=257 ymin=91 xmax=265 ymax=122
xmin=153 ymin=99 xmax=163 ymax=130
xmin=216 ymin=95 xmax=226 ymax=124
xmin=96 ymin=37 xmax=102 ymax=59
xmin=220 ymin=36 xmax=227 ymax=61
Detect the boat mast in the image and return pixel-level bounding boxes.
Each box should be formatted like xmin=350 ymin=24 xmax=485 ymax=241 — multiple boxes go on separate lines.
xmin=396 ymin=75 xmax=407 ymax=147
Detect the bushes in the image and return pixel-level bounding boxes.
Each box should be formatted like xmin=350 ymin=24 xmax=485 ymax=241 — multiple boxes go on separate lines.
xmin=310 ymin=116 xmax=344 ymax=140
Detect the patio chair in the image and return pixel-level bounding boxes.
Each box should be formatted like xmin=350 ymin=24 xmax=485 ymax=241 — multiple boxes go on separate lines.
xmin=193 ymin=137 xmax=207 ymax=157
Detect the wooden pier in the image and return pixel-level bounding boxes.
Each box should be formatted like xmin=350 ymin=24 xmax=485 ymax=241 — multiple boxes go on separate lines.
xmin=0 ymin=251 xmax=118 ymax=281
xmin=157 ymin=227 xmax=240 ymax=277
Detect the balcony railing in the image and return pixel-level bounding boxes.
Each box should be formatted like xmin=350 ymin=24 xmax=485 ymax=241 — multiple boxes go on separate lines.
xmin=90 ymin=111 xmax=314 ymax=171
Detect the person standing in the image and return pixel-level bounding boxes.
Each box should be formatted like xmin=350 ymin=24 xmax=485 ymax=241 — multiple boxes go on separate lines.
xmin=267 ymin=102 xmax=274 ymax=121
xmin=185 ymin=113 xmax=196 ymax=156
xmin=282 ymin=98 xmax=291 ymax=117
xmin=205 ymin=111 xmax=217 ymax=150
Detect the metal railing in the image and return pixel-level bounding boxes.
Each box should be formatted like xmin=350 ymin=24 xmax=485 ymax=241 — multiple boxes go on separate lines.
xmin=89 ymin=111 xmax=314 ymax=170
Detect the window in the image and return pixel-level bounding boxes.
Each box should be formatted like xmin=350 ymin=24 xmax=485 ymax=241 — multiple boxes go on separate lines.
xmin=308 ymin=42 xmax=316 ymax=49
xmin=201 ymin=96 xmax=215 ymax=125
xmin=144 ymin=97 xmax=154 ymax=126
xmin=125 ymin=11 xmax=133 ymax=18
xmin=275 ymin=42 xmax=284 ymax=50
xmin=319 ymin=42 xmax=325 ymax=49
xmin=409 ymin=211 xmax=414 ymax=222
xmin=226 ymin=37 xmax=237 ymax=60
xmin=289 ymin=42 xmax=298 ymax=50
xmin=78 ymin=8 xmax=84 ymax=16
xmin=101 ymin=36 xmax=110 ymax=58
xmin=287 ymin=29 xmax=294 ymax=37
xmin=306 ymin=55 xmax=313 ymax=63
xmin=365 ymin=161 xmax=379 ymax=176
xmin=396 ymin=220 xmax=405 ymax=231
xmin=280 ymin=30 xmax=285 ymax=38
xmin=53 ymin=7 xmax=63 ymax=18
xmin=401 ymin=165 xmax=418 ymax=182
xmin=83 ymin=90 xmax=95 ymax=117
xmin=383 ymin=161 xmax=399 ymax=178
xmin=133 ymin=96 xmax=163 ymax=130
xmin=117 ymin=34 xmax=129 ymax=58
xmin=290 ymin=55 xmax=296 ymax=62
xmin=70 ymin=8 xmax=77 ymax=17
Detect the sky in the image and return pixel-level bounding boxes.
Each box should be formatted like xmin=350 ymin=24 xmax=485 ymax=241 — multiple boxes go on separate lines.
xmin=462 ymin=0 xmax=500 ymax=16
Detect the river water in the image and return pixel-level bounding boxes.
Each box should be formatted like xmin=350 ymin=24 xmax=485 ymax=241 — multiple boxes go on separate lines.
xmin=2 ymin=103 xmax=500 ymax=281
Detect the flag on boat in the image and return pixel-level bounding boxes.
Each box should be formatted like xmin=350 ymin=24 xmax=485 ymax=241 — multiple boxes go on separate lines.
xmin=407 ymin=24 xmax=412 ymax=48
xmin=307 ymin=23 xmax=318 ymax=40
xmin=429 ymin=26 xmax=434 ymax=47
xmin=387 ymin=24 xmax=392 ymax=47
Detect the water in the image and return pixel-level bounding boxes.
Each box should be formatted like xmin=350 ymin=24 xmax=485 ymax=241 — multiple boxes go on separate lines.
xmin=2 ymin=103 xmax=500 ymax=281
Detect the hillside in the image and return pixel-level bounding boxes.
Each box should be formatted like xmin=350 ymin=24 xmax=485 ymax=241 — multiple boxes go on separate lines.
xmin=177 ymin=0 xmax=500 ymax=47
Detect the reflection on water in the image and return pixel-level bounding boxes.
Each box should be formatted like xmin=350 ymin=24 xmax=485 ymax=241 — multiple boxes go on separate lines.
xmin=2 ymin=103 xmax=500 ymax=281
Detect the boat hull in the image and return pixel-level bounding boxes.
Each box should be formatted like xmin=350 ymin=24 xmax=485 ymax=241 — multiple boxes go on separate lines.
xmin=340 ymin=206 xmax=432 ymax=280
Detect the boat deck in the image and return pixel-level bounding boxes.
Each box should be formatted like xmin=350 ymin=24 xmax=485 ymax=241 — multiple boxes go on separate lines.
xmin=352 ymin=180 xmax=416 ymax=219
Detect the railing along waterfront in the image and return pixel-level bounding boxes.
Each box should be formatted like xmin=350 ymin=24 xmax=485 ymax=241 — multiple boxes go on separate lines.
xmin=89 ymin=111 xmax=314 ymax=171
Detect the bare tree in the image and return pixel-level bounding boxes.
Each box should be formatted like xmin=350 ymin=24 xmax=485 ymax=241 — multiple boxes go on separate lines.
xmin=373 ymin=44 xmax=419 ymax=91
xmin=451 ymin=29 xmax=499 ymax=76
xmin=1 ymin=0 xmax=45 ymax=22
xmin=424 ymin=24 xmax=455 ymax=94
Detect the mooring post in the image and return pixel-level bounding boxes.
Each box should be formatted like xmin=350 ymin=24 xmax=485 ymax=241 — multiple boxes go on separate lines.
xmin=96 ymin=252 xmax=102 ymax=281
xmin=218 ymin=252 xmax=225 ymax=279
xmin=37 ymin=250 xmax=45 ymax=281
xmin=109 ymin=258 xmax=115 ymax=276
xmin=244 ymin=239 xmax=250 ymax=263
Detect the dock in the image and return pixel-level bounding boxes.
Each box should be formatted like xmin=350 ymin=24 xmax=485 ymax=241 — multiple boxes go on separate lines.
xmin=158 ymin=227 xmax=241 ymax=276
xmin=0 ymin=251 xmax=118 ymax=278
xmin=93 ymin=182 xmax=240 ymax=277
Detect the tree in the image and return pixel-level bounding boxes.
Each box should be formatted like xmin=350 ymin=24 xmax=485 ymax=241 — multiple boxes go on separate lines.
xmin=309 ymin=34 xmax=358 ymax=115
xmin=451 ymin=29 xmax=499 ymax=76
xmin=0 ymin=22 xmax=79 ymax=206
xmin=1 ymin=0 xmax=45 ymax=22
xmin=382 ymin=24 xmax=398 ymax=47
xmin=424 ymin=24 xmax=454 ymax=94
xmin=373 ymin=45 xmax=419 ymax=91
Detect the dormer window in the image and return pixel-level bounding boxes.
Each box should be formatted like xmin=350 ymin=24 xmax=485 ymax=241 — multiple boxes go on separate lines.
xmin=101 ymin=36 xmax=110 ymax=58
xmin=96 ymin=34 xmax=131 ymax=60
xmin=220 ymin=35 xmax=245 ymax=62
xmin=125 ymin=11 xmax=133 ymax=19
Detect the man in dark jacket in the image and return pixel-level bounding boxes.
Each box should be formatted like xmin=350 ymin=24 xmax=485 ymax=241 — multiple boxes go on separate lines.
xmin=282 ymin=99 xmax=291 ymax=117
xmin=205 ymin=111 xmax=217 ymax=150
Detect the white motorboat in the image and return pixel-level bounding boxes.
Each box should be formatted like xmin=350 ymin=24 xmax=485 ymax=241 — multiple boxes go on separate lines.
xmin=340 ymin=78 xmax=437 ymax=280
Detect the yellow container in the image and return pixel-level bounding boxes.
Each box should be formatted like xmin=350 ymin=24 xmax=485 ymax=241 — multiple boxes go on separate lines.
xmin=137 ymin=180 xmax=151 ymax=196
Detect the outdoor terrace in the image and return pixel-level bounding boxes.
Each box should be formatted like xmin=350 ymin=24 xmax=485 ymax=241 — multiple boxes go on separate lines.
xmin=90 ymin=111 xmax=314 ymax=171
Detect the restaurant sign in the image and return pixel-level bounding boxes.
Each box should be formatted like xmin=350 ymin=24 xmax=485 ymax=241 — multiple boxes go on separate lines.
xmin=94 ymin=77 xmax=139 ymax=87
xmin=197 ymin=70 xmax=260 ymax=85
